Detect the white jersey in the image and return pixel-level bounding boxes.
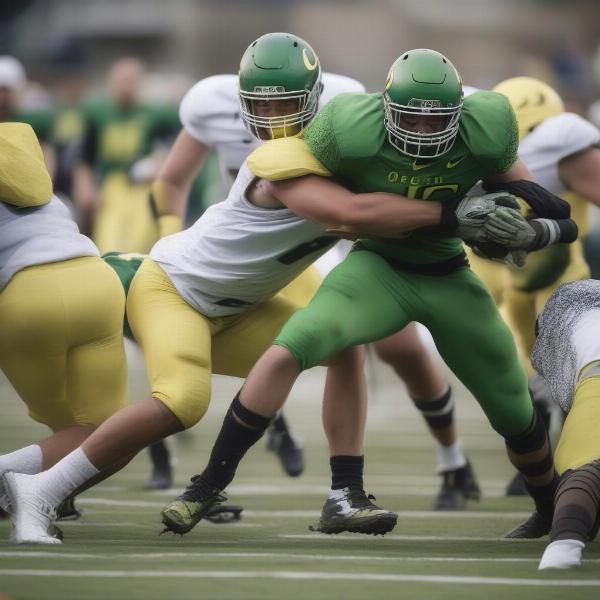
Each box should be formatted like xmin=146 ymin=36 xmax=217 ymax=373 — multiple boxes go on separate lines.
xmin=150 ymin=162 xmax=336 ymax=317
xmin=0 ymin=195 xmax=99 ymax=291
xmin=179 ymin=72 xmax=365 ymax=191
xmin=519 ymin=112 xmax=600 ymax=194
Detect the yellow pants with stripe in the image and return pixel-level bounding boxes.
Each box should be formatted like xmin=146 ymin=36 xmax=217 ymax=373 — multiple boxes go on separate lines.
xmin=0 ymin=257 xmax=128 ymax=431
xmin=93 ymin=172 xmax=158 ymax=254
xmin=126 ymin=259 xmax=322 ymax=428
xmin=554 ymin=372 xmax=600 ymax=474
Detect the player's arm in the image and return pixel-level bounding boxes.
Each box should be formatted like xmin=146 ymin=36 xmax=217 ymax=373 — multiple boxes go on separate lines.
xmin=558 ymin=147 xmax=600 ymax=207
xmin=265 ymin=175 xmax=442 ymax=236
xmin=150 ymin=129 xmax=211 ymax=237
xmin=481 ymin=158 xmax=533 ymax=187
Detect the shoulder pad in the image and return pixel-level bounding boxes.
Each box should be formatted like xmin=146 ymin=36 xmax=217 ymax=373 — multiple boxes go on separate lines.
xmin=460 ymin=91 xmax=519 ymax=172
xmin=179 ymin=74 xmax=239 ymax=143
xmin=247 ymin=137 xmax=332 ymax=180
xmin=0 ymin=122 xmax=52 ymax=207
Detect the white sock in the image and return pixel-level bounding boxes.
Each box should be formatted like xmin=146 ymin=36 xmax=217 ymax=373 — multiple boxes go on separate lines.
xmin=0 ymin=445 xmax=43 ymax=475
xmin=538 ymin=539 xmax=585 ymax=570
xmin=35 ymin=448 xmax=99 ymax=506
xmin=435 ymin=440 xmax=467 ymax=473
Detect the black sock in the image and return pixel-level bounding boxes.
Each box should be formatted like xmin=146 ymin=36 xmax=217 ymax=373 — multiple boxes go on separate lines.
xmin=192 ymin=393 xmax=272 ymax=496
xmin=505 ymin=409 xmax=558 ymax=518
xmin=412 ymin=387 xmax=453 ymax=431
xmin=330 ymin=455 xmax=364 ymax=490
xmin=149 ymin=440 xmax=170 ymax=468
xmin=270 ymin=412 xmax=289 ymax=434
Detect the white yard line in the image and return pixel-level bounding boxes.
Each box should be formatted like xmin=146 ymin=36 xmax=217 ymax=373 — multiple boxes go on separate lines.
xmin=0 ymin=569 xmax=599 ymax=587
xmin=280 ymin=534 xmax=544 ymax=542
xmin=3 ymin=551 xmax=600 ymax=564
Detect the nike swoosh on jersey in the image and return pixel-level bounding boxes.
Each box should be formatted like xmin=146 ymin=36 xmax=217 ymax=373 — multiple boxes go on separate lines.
xmin=412 ymin=160 xmax=430 ymax=171
xmin=446 ymin=156 xmax=466 ymax=168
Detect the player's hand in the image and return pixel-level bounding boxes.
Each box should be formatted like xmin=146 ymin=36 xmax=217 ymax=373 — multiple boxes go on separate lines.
xmin=481 ymin=207 xmax=536 ymax=250
xmin=440 ymin=192 xmax=520 ymax=242
xmin=471 ymin=242 xmax=527 ymax=267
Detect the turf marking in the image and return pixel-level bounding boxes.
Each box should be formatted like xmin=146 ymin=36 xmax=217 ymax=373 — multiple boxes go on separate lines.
xmin=1 ymin=569 xmax=599 ymax=587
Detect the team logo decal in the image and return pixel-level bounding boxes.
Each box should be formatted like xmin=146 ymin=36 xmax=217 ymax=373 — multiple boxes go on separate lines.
xmin=302 ymin=49 xmax=318 ymax=71
xmin=385 ymin=70 xmax=393 ymax=90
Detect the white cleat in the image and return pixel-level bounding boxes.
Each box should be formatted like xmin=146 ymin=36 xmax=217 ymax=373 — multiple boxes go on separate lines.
xmin=2 ymin=472 xmax=61 ymax=545
xmin=538 ymin=539 xmax=584 ymax=570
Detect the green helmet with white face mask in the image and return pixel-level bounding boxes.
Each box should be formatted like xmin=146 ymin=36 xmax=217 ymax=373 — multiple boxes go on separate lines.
xmin=383 ymin=49 xmax=463 ymax=158
xmin=238 ymin=32 xmax=322 ymax=140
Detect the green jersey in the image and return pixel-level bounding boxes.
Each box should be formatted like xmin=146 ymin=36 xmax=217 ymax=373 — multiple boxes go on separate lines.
xmin=102 ymin=251 xmax=145 ymax=338
xmin=303 ymin=90 xmax=519 ymax=263
xmin=80 ymin=100 xmax=179 ymax=176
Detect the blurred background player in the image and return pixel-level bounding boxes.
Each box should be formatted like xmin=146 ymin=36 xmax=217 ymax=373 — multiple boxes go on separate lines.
xmin=477 ymin=77 xmax=600 ymax=496
xmin=0 ymin=122 xmax=128 ymax=542
xmin=144 ymin=32 xmax=366 ymax=488
xmin=531 ymin=279 xmax=600 ymax=570
xmin=73 ymin=57 xmax=180 ymax=247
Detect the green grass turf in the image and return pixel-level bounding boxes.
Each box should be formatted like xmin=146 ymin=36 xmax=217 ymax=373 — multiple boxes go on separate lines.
xmin=1 ymin=350 xmax=599 ymax=600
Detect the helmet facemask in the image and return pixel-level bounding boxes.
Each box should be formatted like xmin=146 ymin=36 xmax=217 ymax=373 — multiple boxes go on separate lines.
xmin=240 ymin=79 xmax=321 ymax=140
xmin=383 ymin=95 xmax=463 ymax=158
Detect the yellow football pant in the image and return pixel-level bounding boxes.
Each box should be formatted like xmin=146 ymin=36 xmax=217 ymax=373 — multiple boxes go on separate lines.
xmin=467 ymin=249 xmax=509 ymax=306
xmin=554 ymin=371 xmax=600 ymax=474
xmin=0 ymin=257 xmax=128 ymax=431
xmin=127 ymin=259 xmax=321 ymax=428
xmin=93 ymin=172 xmax=158 ymax=254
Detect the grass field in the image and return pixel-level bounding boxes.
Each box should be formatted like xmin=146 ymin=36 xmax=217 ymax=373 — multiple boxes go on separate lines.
xmin=1 ymin=347 xmax=599 ymax=600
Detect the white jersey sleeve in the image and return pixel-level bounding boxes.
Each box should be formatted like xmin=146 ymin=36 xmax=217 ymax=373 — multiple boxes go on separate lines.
xmin=519 ymin=113 xmax=600 ymax=194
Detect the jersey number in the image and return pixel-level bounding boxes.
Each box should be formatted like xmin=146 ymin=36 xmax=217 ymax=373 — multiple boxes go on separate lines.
xmin=276 ymin=236 xmax=336 ymax=265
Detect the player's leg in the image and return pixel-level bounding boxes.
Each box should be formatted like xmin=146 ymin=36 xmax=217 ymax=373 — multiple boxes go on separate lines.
xmin=263 ymin=266 xmax=324 ymax=477
xmin=0 ymin=257 xmax=128 ymax=542
xmin=373 ymin=325 xmax=480 ymax=510
xmin=539 ymin=369 xmax=600 ymax=569
xmin=4 ymin=259 xmax=213 ymax=543
xmin=419 ymin=268 xmax=558 ymax=537
xmin=162 ymin=250 xmax=411 ymax=534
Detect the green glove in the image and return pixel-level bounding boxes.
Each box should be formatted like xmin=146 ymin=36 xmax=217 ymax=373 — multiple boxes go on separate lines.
xmin=482 ymin=207 xmax=536 ymax=250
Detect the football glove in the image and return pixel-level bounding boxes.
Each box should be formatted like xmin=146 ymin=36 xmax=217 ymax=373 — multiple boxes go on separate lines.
xmin=439 ymin=192 xmax=520 ymax=242
xmin=471 ymin=242 xmax=527 ymax=267
xmin=483 ymin=208 xmax=578 ymax=251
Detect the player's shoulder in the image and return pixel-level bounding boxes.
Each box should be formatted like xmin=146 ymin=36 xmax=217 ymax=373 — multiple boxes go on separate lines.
xmin=459 ymin=90 xmax=518 ymax=168
xmin=528 ymin=112 xmax=600 ymax=155
xmin=180 ymin=74 xmax=239 ymax=121
xmin=320 ymin=72 xmax=366 ymax=104
xmin=307 ymin=91 xmax=384 ymax=160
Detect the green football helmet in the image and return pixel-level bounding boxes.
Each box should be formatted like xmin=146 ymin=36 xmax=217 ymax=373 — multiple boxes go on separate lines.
xmin=238 ymin=32 xmax=322 ymax=140
xmin=383 ymin=49 xmax=463 ymax=158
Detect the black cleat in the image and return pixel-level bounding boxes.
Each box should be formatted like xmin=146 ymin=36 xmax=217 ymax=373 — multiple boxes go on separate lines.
xmin=161 ymin=477 xmax=227 ymax=535
xmin=204 ymin=504 xmax=243 ymax=524
xmin=266 ymin=413 xmax=304 ymax=477
xmin=310 ymin=487 xmax=398 ymax=536
xmin=505 ymin=510 xmax=552 ymax=539
xmin=505 ymin=472 xmax=528 ymax=497
xmin=434 ymin=460 xmax=481 ymax=510
xmin=56 ymin=496 xmax=83 ymax=521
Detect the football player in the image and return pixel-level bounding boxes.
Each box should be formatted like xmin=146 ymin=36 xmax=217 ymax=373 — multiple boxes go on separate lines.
xmin=471 ymin=77 xmax=600 ymax=496
xmin=0 ymin=122 xmax=128 ymax=543
xmin=3 ymin=34 xmax=453 ymax=543
xmin=144 ymin=33 xmax=365 ymax=486
xmin=157 ymin=49 xmax=578 ymax=538
xmin=531 ymin=280 xmax=600 ymax=570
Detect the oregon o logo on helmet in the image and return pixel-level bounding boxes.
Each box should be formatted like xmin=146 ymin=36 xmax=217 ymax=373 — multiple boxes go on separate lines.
xmin=302 ymin=49 xmax=318 ymax=71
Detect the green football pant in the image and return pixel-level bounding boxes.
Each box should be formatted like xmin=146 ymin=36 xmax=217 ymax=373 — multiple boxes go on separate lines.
xmin=274 ymin=249 xmax=532 ymax=437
